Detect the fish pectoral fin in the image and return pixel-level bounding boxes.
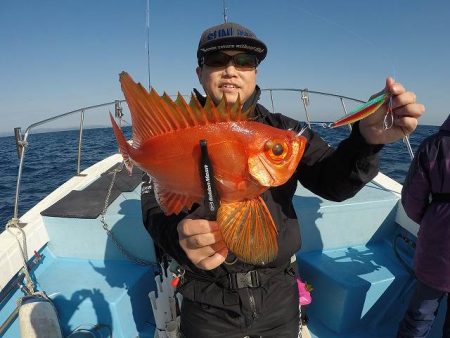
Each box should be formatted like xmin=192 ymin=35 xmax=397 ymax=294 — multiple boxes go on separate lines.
xmin=154 ymin=182 xmax=197 ymax=215
xmin=217 ymin=197 xmax=278 ymax=264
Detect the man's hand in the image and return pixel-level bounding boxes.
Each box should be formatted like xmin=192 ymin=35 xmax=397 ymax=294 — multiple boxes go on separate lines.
xmin=178 ymin=207 xmax=228 ymax=270
xmin=359 ymin=77 xmax=425 ymax=145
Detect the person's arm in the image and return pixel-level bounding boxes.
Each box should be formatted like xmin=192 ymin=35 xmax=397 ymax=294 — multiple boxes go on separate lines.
xmin=263 ymin=109 xmax=382 ymax=201
xmin=401 ymin=144 xmax=431 ymax=224
xmin=141 ymin=173 xmax=227 ymax=270
xmin=298 ymin=122 xmax=382 ymax=201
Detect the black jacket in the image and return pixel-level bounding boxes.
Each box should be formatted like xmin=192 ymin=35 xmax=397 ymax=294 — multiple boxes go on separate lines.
xmin=141 ymin=86 xmax=381 ymax=278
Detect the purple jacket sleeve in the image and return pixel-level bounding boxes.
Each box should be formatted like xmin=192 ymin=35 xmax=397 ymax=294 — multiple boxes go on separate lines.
xmin=401 ymin=145 xmax=431 ymax=223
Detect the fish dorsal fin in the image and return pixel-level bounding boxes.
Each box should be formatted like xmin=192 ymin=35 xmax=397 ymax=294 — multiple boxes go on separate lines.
xmin=217 ymin=197 xmax=278 ymax=264
xmin=119 ymin=72 xmax=252 ymax=140
xmin=119 ymin=74 xmax=155 ymax=148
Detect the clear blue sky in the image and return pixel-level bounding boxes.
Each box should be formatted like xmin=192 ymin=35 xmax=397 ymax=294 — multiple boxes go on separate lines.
xmin=1 ymin=0 xmax=449 ymax=135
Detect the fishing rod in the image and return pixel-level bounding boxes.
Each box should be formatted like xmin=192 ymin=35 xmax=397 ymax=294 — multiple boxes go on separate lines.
xmin=223 ymin=0 xmax=228 ymax=23
xmin=146 ymin=0 xmax=151 ymax=90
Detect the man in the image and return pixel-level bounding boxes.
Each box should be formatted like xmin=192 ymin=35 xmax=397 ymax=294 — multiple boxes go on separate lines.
xmin=142 ymin=22 xmax=424 ymax=338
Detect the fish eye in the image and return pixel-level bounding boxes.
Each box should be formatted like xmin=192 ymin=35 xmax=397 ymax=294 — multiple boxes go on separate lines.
xmin=265 ymin=140 xmax=289 ymax=161
xmin=272 ymin=143 xmax=284 ymax=156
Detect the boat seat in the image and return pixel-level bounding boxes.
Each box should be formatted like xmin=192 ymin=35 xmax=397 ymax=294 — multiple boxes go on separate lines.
xmin=40 ymin=163 xmax=143 ymax=219
xmin=34 ymin=247 xmax=156 ymax=337
xmin=297 ymin=242 xmax=410 ymax=334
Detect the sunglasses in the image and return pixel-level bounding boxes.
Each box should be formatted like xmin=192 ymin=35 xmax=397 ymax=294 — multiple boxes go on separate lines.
xmin=202 ymin=52 xmax=259 ymax=69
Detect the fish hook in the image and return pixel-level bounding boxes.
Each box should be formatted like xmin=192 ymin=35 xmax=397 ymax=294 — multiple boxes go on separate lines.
xmin=383 ymin=96 xmax=394 ymax=130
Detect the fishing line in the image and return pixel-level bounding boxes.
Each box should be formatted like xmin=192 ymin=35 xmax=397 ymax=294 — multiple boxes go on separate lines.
xmin=296 ymin=124 xmax=309 ymax=137
xmin=295 ymin=2 xmax=420 ymax=161
xmin=296 ymin=4 xmax=398 ymax=80
xmin=146 ymin=0 xmax=151 ymax=91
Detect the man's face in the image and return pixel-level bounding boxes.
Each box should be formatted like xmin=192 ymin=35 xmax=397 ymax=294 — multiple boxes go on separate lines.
xmin=196 ymin=50 xmax=257 ymax=105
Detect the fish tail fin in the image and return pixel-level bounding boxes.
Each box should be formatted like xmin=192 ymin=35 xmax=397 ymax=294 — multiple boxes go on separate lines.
xmin=109 ymin=112 xmax=133 ymax=173
xmin=217 ymin=197 xmax=278 ymax=264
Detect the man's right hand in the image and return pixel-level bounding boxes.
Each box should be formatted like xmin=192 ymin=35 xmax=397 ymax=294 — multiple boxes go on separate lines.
xmin=177 ymin=207 xmax=228 ymax=270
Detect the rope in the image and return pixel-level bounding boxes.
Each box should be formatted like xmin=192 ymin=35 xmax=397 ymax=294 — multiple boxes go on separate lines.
xmin=298 ymin=305 xmax=303 ymax=338
xmin=99 ymin=162 xmax=156 ymax=267
xmin=5 ymin=218 xmax=35 ymax=295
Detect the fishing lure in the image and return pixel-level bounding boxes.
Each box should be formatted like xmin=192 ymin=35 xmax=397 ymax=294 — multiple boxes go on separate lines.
xmin=330 ymin=93 xmax=393 ymax=129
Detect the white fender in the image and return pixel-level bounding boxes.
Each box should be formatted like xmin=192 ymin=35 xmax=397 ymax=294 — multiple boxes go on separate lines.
xmin=19 ymin=294 xmax=62 ymax=338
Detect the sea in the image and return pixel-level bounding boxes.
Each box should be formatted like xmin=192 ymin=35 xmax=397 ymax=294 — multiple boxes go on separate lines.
xmin=0 ymin=124 xmax=439 ymax=232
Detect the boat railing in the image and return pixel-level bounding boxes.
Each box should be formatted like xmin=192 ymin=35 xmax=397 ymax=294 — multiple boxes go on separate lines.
xmin=261 ymin=87 xmax=366 ymax=129
xmin=9 ymin=88 xmax=414 ymax=225
xmin=11 ymin=99 xmax=126 ymax=223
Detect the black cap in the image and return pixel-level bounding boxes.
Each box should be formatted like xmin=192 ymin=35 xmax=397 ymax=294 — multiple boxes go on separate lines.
xmin=197 ymin=22 xmax=267 ymax=64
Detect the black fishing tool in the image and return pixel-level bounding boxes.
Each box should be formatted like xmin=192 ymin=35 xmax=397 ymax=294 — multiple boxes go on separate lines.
xmin=199 ymin=140 xmax=220 ymax=220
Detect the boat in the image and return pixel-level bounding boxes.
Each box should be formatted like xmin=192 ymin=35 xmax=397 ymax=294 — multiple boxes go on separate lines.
xmin=0 ymin=88 xmax=447 ymax=338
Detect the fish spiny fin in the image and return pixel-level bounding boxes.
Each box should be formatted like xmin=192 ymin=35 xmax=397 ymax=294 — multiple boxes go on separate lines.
xmin=162 ymin=91 xmax=197 ymax=130
xmin=119 ymin=73 xmax=158 ymax=145
xmin=204 ymin=96 xmax=222 ymax=123
xmin=120 ymin=72 xmax=252 ymax=137
xmin=216 ymin=94 xmax=230 ymax=121
xmin=217 ymin=197 xmax=278 ymax=264
xmin=109 ymin=113 xmax=134 ymax=174
xmin=230 ymin=94 xmax=242 ymax=121
xmin=153 ymin=181 xmax=198 ymax=215
xmin=230 ymin=94 xmax=252 ymax=121
xmin=216 ymin=94 xmax=239 ymax=122
xmin=189 ymin=93 xmax=208 ymax=125
xmin=148 ymin=88 xmax=173 ymax=133
xmin=175 ymin=93 xmax=197 ymax=126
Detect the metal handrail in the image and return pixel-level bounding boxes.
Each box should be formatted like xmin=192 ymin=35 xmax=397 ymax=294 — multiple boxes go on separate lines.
xmin=12 ymin=99 xmax=125 ymax=221
xmin=261 ymin=87 xmax=366 ymax=130
xmin=261 ymin=88 xmax=366 ymax=104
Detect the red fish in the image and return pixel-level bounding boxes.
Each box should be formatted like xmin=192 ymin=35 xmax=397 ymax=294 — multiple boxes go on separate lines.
xmin=110 ymin=72 xmax=307 ymax=264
